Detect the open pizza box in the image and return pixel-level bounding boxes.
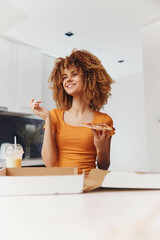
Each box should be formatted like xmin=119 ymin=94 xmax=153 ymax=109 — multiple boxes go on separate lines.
xmin=0 ymin=167 xmax=160 ymax=196
xmin=84 ymin=169 xmax=160 ymax=192
xmin=0 ymin=167 xmax=84 ymax=196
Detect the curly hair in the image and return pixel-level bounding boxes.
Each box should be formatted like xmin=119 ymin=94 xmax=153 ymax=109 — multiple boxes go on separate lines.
xmin=48 ymin=49 xmax=114 ymax=111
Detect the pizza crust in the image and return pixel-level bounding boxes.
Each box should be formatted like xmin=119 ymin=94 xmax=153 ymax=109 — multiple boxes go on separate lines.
xmin=81 ymin=123 xmax=112 ymax=130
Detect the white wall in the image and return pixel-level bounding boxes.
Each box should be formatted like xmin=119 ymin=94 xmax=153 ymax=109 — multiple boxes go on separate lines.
xmin=142 ymin=19 xmax=160 ymax=171
xmin=103 ymin=73 xmax=148 ymax=171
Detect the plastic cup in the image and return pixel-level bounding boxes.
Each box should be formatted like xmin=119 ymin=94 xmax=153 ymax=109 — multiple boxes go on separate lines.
xmin=5 ymin=144 xmax=24 ymax=168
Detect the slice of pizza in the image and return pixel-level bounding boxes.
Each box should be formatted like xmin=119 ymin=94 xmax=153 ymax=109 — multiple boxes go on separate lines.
xmin=81 ymin=123 xmax=112 ymax=130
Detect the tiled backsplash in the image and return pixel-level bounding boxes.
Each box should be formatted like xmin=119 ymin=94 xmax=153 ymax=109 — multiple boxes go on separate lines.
xmin=0 ymin=115 xmax=44 ymax=159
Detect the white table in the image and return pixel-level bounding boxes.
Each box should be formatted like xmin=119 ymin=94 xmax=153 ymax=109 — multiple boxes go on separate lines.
xmin=0 ymin=189 xmax=160 ymax=240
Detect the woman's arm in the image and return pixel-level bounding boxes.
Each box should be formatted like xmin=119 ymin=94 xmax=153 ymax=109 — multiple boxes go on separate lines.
xmin=41 ymin=114 xmax=58 ymax=166
xmin=96 ymin=136 xmax=111 ymax=170
xmin=30 ymin=99 xmax=58 ymax=166
xmin=91 ymin=130 xmax=112 ymax=170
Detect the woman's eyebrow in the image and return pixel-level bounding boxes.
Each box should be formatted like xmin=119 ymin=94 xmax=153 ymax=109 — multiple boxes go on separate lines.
xmin=63 ymin=70 xmax=76 ymax=76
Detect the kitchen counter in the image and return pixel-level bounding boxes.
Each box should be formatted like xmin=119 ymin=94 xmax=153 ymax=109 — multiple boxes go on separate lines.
xmin=22 ymin=158 xmax=44 ymax=167
xmin=0 ymin=188 xmax=160 ymax=240
xmin=0 ymin=158 xmax=44 ymax=168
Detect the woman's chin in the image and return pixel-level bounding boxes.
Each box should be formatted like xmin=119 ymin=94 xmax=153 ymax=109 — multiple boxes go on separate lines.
xmin=65 ymin=88 xmax=83 ymax=97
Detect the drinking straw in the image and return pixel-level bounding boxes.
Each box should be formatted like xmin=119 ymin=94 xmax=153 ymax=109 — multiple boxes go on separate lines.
xmin=14 ymin=136 xmax=17 ymax=151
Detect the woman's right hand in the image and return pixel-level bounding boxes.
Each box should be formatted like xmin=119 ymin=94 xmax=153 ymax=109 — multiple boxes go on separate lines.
xmin=30 ymin=98 xmax=50 ymax=120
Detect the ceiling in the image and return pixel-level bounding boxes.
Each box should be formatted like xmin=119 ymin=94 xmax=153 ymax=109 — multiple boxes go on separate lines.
xmin=0 ymin=0 xmax=160 ymax=79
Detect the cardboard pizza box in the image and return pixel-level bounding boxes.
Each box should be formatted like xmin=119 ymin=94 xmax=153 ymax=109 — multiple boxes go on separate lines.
xmin=1 ymin=167 xmax=160 ymax=196
xmin=84 ymin=169 xmax=160 ymax=192
xmin=0 ymin=167 xmax=84 ymax=196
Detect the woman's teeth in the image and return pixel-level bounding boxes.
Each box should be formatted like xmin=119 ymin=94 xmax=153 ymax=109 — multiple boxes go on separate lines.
xmin=67 ymin=84 xmax=75 ymax=88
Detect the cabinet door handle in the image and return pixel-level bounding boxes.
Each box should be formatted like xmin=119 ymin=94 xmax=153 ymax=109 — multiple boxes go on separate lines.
xmin=0 ymin=106 xmax=8 ymax=112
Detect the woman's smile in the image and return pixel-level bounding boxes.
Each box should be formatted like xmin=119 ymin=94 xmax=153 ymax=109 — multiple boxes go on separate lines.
xmin=66 ymin=83 xmax=76 ymax=89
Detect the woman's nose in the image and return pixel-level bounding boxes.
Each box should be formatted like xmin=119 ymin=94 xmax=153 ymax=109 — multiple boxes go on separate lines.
xmin=67 ymin=76 xmax=72 ymax=81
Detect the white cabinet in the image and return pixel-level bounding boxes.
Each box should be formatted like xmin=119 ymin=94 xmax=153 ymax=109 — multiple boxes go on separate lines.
xmin=42 ymin=54 xmax=56 ymax=111
xmin=0 ymin=38 xmax=12 ymax=109
xmin=0 ymin=37 xmax=52 ymax=116
xmin=15 ymin=45 xmax=43 ymax=114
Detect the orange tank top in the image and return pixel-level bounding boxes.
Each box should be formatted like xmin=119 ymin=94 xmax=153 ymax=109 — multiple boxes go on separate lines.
xmin=48 ymin=108 xmax=115 ymax=174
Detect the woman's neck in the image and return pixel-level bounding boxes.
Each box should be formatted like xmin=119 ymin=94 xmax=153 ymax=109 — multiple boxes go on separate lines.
xmin=69 ymin=96 xmax=92 ymax=116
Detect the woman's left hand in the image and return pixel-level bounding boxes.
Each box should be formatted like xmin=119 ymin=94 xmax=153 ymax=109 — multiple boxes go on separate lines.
xmin=91 ymin=129 xmax=112 ymax=150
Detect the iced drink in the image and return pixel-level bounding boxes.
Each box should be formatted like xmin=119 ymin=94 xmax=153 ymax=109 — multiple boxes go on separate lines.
xmin=5 ymin=144 xmax=24 ymax=168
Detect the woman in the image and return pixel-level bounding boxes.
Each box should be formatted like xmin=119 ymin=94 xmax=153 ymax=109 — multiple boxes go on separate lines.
xmin=30 ymin=49 xmax=115 ymax=174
